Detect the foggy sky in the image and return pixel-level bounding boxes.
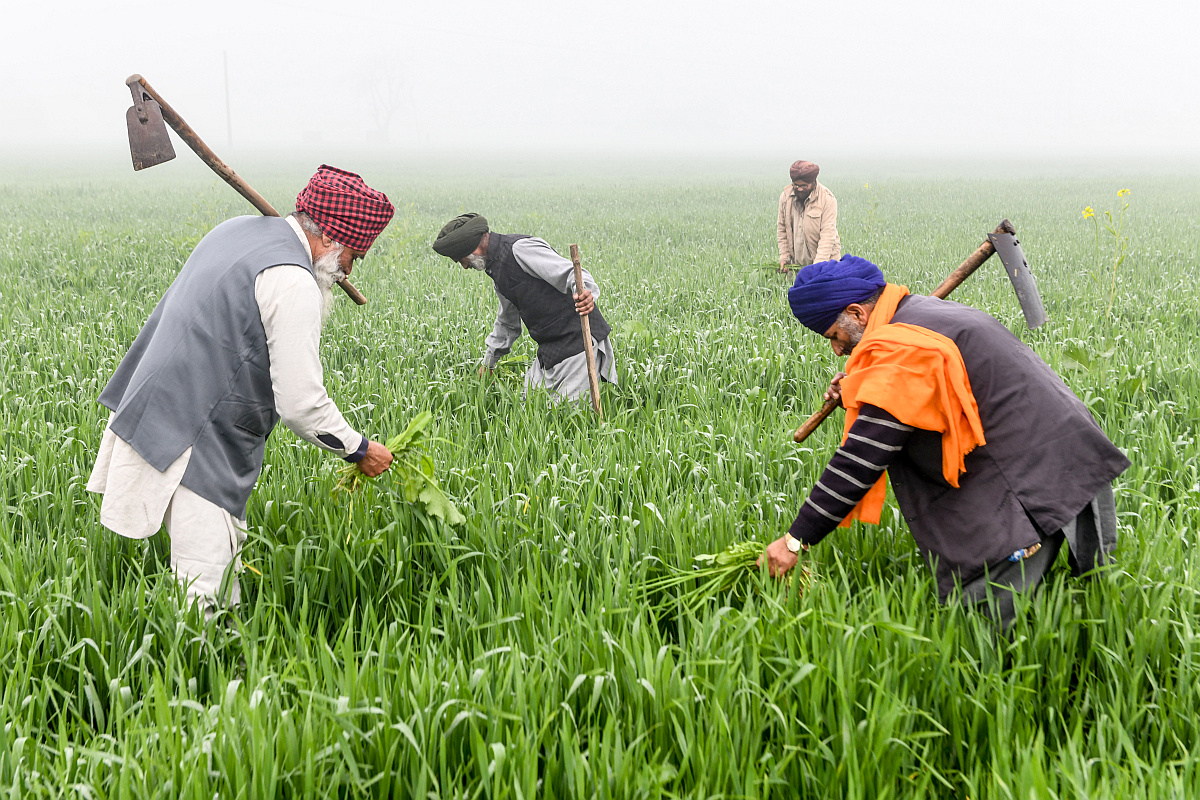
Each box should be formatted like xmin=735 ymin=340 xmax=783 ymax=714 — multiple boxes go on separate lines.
xmin=3 ymin=0 xmax=1198 ymax=162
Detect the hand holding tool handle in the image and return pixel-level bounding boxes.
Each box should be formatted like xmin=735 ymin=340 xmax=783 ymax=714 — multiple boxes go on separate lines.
xmin=125 ymin=74 xmax=367 ymax=306
xmin=570 ymin=245 xmax=603 ymax=418
xmin=792 ymin=396 xmax=840 ymax=443
xmin=791 ymin=220 xmax=1016 ymax=444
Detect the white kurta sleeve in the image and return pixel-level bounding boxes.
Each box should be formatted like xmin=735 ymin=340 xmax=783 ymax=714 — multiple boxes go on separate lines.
xmin=255 ymin=265 xmax=365 ymax=459
xmin=510 ymin=237 xmax=600 ymax=300
xmin=483 ymin=290 xmax=523 ymax=368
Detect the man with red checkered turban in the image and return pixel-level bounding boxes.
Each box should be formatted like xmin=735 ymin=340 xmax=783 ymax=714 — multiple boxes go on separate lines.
xmin=776 ymin=159 xmax=841 ymax=273
xmin=89 ymin=165 xmax=395 ymax=616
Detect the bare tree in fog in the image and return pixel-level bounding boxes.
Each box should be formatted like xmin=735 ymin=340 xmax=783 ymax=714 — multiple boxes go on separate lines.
xmin=368 ymin=61 xmax=408 ymax=146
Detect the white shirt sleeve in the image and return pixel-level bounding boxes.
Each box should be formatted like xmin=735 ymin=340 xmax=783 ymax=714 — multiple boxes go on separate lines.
xmin=483 ymin=289 xmax=524 ymax=368
xmin=255 ymin=265 xmax=364 ymax=458
xmin=510 ymin=237 xmax=600 ymax=300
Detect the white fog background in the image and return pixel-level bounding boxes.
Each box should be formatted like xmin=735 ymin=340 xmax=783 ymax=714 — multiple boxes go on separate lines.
xmin=2 ymin=0 xmax=1197 ymax=169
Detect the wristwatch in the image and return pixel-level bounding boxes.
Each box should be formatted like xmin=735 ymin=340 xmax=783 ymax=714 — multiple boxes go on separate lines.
xmin=786 ymin=534 xmax=808 ymax=554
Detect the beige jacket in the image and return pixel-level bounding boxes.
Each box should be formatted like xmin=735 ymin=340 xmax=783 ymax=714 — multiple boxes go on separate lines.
xmin=776 ymin=182 xmax=841 ymax=266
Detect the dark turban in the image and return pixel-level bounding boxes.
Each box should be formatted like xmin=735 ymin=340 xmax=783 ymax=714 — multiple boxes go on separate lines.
xmin=295 ymin=164 xmax=394 ymax=251
xmin=789 ymin=160 xmax=820 ymax=181
xmin=788 ymin=255 xmax=886 ymax=334
xmin=432 ymin=213 xmax=490 ymax=261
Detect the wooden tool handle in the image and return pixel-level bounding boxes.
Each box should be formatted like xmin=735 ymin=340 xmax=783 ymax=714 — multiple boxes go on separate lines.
xmin=793 ymin=397 xmax=839 ymax=443
xmin=791 ymin=219 xmax=1017 ymax=444
xmin=336 ymin=279 xmax=367 ymax=304
xmin=126 ymin=74 xmax=367 ymax=306
xmin=127 ymin=75 xmax=278 ymax=216
xmin=570 ymin=244 xmax=603 ymax=418
xmin=930 ymin=220 xmax=1014 ymax=300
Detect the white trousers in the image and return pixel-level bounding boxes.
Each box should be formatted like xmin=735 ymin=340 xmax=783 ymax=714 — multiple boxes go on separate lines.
xmin=89 ymin=423 xmax=247 ymax=611
xmin=163 ymin=484 xmax=248 ymax=609
xmin=523 ymin=337 xmax=617 ymax=404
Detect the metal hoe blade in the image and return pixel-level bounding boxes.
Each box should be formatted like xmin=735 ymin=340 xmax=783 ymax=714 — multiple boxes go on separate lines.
xmin=126 ymin=83 xmax=175 ymax=171
xmin=989 ymin=230 xmax=1048 ymax=329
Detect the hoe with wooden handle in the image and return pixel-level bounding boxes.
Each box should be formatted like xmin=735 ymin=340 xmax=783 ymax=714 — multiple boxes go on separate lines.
xmin=792 ymin=219 xmax=1046 ymax=443
xmin=569 ymin=245 xmax=603 ymax=418
xmin=123 ymin=74 xmax=367 ymax=305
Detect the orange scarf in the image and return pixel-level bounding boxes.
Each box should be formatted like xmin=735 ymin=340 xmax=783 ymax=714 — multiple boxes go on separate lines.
xmin=836 ymin=284 xmax=986 ymax=526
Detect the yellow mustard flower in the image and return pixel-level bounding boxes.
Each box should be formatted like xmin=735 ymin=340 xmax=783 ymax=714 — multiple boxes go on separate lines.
xmin=1082 ymin=207 xmax=1095 ymax=219
xmin=864 ymin=182 xmax=870 ymax=189
xmin=1118 ymin=188 xmax=1130 ymax=197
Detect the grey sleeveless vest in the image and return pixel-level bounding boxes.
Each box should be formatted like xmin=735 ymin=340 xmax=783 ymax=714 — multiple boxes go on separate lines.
xmin=98 ymin=216 xmax=314 ymax=517
xmin=485 ymin=234 xmax=611 ymax=369
xmin=885 ymin=295 xmax=1130 ymax=598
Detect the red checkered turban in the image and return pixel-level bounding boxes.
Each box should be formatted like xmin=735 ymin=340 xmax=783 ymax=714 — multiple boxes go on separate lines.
xmin=789 ymin=160 xmax=820 ymax=181
xmin=295 ymin=165 xmax=394 ymax=251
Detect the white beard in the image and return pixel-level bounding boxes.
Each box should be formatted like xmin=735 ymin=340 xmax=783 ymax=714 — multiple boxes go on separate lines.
xmin=464 ymin=253 xmax=487 ymax=271
xmin=312 ymin=247 xmax=346 ymax=323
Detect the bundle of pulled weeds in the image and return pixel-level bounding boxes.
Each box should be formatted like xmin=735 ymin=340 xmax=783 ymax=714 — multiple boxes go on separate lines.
xmin=645 ymin=539 xmax=813 ymax=611
xmin=334 ymin=410 xmax=465 ymax=527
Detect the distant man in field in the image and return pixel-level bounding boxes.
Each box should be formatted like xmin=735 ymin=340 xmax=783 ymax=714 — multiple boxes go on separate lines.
xmin=763 ymin=256 xmax=1129 ymax=629
xmin=777 ymin=160 xmax=841 ymax=273
xmin=88 ymin=165 xmax=395 ymax=613
xmin=431 ymin=213 xmax=616 ymax=404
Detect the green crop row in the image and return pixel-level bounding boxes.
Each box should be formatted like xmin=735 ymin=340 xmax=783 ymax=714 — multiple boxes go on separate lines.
xmin=2 ymin=162 xmax=1198 ymax=798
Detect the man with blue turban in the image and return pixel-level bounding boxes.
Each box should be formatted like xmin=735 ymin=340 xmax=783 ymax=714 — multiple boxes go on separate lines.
xmin=786 ymin=254 xmax=885 ymax=337
xmin=765 ymin=255 xmax=1129 ymax=630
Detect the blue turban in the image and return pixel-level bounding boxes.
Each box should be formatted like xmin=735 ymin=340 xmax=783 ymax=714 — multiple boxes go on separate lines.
xmin=787 ymin=255 xmax=886 ymax=334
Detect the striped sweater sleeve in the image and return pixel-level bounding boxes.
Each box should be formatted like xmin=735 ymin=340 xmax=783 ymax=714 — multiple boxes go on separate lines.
xmin=789 ymin=404 xmax=914 ymax=546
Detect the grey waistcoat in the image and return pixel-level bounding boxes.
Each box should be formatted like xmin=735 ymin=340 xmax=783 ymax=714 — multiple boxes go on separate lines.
xmin=486 ymin=233 xmax=611 ymax=369
xmin=885 ymin=295 xmax=1130 ymax=598
xmin=98 ymin=216 xmax=313 ymax=518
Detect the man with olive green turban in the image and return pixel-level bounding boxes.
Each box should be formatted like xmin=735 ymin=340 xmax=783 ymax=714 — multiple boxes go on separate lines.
xmin=432 ymin=213 xmax=617 ymax=404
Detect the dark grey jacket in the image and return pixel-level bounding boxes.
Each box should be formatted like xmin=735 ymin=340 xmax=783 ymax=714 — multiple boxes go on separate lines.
xmin=98 ymin=216 xmax=313 ymax=517
xmin=886 ymin=295 xmax=1130 ymax=598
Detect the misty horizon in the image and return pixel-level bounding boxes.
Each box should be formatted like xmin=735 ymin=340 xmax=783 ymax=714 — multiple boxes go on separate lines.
xmin=4 ymin=0 xmax=1197 ymax=165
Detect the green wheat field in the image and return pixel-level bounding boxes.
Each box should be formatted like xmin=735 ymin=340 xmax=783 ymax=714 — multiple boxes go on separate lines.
xmin=2 ymin=158 xmax=1198 ymax=798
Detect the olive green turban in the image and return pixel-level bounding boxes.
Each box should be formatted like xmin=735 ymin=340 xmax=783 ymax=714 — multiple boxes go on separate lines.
xmin=432 ymin=213 xmax=489 ymax=261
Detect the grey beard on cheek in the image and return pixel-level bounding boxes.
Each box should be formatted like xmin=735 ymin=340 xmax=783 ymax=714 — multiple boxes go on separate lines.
xmin=834 ymin=313 xmax=866 ymax=355
xmin=312 ymin=248 xmax=345 ymax=322
xmin=464 ymin=254 xmax=487 ymax=271
xmin=313 ymin=248 xmax=346 ymax=290
xmin=844 ymin=321 xmax=865 ymax=354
